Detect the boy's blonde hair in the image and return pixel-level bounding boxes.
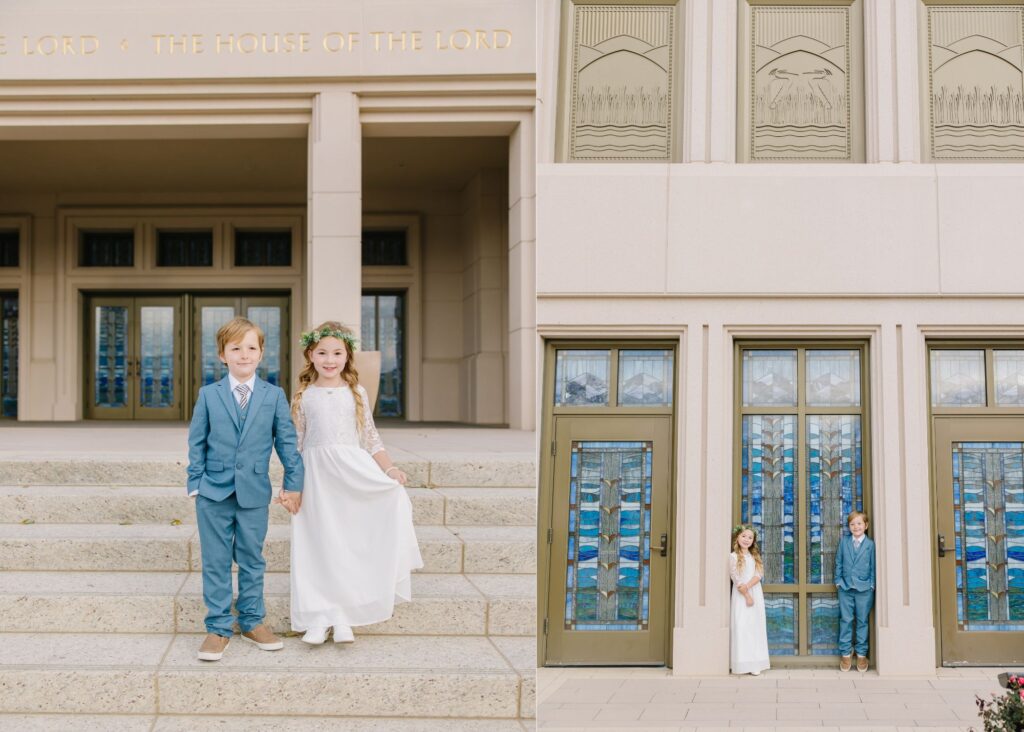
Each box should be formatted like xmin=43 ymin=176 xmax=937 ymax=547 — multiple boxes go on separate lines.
xmin=217 ymin=317 xmax=265 ymax=355
xmin=847 ymin=510 xmax=869 ymax=526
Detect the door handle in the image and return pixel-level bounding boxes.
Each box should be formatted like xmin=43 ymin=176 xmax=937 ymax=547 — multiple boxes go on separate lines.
xmin=937 ymin=533 xmax=948 ymax=558
xmin=657 ymin=533 xmax=668 ymax=557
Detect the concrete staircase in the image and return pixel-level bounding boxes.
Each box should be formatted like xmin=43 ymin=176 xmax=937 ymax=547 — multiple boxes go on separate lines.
xmin=0 ymin=451 xmax=537 ymax=731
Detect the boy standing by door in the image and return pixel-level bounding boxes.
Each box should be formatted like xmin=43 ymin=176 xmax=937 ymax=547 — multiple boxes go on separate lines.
xmin=835 ymin=510 xmax=875 ymax=672
xmin=187 ymin=317 xmax=304 ymax=661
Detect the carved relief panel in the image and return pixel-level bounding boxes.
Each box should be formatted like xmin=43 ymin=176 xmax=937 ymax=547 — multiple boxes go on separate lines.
xmin=561 ymin=3 xmax=676 ymax=161
xmin=925 ymin=5 xmax=1024 ymax=160
xmin=738 ymin=1 xmax=864 ymax=162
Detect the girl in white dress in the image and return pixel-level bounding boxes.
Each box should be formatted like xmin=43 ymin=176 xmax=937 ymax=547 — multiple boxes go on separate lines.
xmin=280 ymin=321 xmax=424 ymax=645
xmin=729 ymin=524 xmax=770 ymax=675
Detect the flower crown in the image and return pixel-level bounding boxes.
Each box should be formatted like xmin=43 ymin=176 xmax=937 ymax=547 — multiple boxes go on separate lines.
xmin=733 ymin=524 xmax=757 ymax=539
xmin=299 ymin=326 xmax=359 ymax=351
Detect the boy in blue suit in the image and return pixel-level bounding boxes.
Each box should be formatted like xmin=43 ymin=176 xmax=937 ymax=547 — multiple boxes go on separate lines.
xmin=835 ymin=510 xmax=875 ymax=672
xmin=187 ymin=317 xmax=304 ymax=661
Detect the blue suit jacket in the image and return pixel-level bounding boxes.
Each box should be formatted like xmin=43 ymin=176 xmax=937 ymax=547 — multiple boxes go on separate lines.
xmin=186 ymin=376 xmax=304 ymax=509
xmin=835 ymin=534 xmax=875 ymax=592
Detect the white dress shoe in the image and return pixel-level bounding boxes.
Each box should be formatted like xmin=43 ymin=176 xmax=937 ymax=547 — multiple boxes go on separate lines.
xmin=333 ymin=625 xmax=355 ymax=643
xmin=301 ymin=627 xmax=329 ymax=645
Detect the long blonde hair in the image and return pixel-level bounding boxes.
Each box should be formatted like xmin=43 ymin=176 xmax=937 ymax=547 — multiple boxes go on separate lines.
xmin=732 ymin=524 xmax=764 ymax=576
xmin=290 ymin=321 xmax=364 ymax=438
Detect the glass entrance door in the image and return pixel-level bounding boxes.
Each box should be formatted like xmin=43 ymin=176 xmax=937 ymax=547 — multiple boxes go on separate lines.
xmin=87 ymin=296 xmax=182 ymax=420
xmin=736 ymin=345 xmax=870 ymax=661
xmin=541 ymin=345 xmax=676 ymax=665
xmin=361 ymin=291 xmax=405 ymax=418
xmin=933 ymin=420 xmax=1024 ymax=665
xmin=0 ymin=293 xmax=17 ymax=418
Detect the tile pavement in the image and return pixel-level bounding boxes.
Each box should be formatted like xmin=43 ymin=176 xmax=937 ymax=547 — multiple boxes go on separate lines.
xmin=537 ymin=665 xmax=1016 ymax=730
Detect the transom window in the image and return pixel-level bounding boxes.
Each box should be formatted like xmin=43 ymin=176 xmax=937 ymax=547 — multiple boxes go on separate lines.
xmin=80 ymin=231 xmax=134 ymax=267
xmin=234 ymin=230 xmax=291 ymax=267
xmin=931 ymin=348 xmax=1024 ymax=408
xmin=0 ymin=231 xmax=17 ymax=267
xmin=554 ymin=348 xmax=674 ymax=408
xmin=157 ymin=230 xmax=213 ymax=267
xmin=362 ymin=230 xmax=408 ymax=266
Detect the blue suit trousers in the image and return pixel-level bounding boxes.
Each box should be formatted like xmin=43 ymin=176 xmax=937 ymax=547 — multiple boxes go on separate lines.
xmin=196 ymin=493 xmax=270 ymax=636
xmin=838 ymin=588 xmax=873 ymax=656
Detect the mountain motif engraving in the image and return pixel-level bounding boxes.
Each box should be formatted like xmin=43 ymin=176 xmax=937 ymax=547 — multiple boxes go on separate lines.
xmin=751 ymin=7 xmax=851 ymax=161
xmin=570 ymin=6 xmax=673 ymax=160
xmin=929 ymin=8 xmax=1024 ymax=160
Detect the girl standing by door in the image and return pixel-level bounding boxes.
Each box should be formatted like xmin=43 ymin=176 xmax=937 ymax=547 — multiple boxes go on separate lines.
xmin=729 ymin=524 xmax=770 ymax=675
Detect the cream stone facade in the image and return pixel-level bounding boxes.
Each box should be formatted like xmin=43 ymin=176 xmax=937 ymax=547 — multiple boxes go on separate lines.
xmin=0 ymin=0 xmax=536 ymax=429
xmin=537 ymin=0 xmax=1024 ymax=676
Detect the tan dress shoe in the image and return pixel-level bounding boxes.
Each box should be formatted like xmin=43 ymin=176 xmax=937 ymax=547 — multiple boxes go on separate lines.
xmin=197 ymin=633 xmax=230 ymax=661
xmin=856 ymin=655 xmax=869 ymax=672
xmin=242 ymin=624 xmax=284 ymax=651
xmin=839 ymin=654 xmax=852 ymax=672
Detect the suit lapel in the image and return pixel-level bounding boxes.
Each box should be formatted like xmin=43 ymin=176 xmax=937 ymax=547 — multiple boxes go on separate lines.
xmin=217 ymin=378 xmax=241 ymax=433
xmin=238 ymin=378 xmax=269 ymax=445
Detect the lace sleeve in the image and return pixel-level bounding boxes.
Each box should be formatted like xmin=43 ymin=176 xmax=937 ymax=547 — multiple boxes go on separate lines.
xmin=294 ymin=404 xmax=306 ymax=454
xmin=729 ymin=553 xmax=742 ymax=586
xmin=357 ymin=385 xmax=385 ymax=455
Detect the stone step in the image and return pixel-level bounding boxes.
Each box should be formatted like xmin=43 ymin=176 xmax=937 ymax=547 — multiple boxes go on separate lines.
xmin=0 ymin=524 xmax=536 ymax=574
xmin=0 ymin=456 xmax=535 ymax=489
xmin=0 ymin=633 xmax=534 ymax=720
xmin=0 ymin=716 xmax=533 ymax=731
xmin=0 ymin=485 xmax=535 ymax=527
xmin=0 ymin=571 xmax=535 ymax=637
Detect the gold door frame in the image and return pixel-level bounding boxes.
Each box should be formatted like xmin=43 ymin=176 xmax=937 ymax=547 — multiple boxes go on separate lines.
xmin=732 ymin=340 xmax=873 ymax=666
xmin=926 ymin=340 xmax=1024 ymax=666
xmin=538 ymin=339 xmax=678 ymax=667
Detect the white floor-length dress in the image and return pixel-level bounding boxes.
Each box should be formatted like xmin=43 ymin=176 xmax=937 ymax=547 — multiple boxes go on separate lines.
xmin=729 ymin=550 xmax=771 ymax=674
xmin=290 ymin=383 xmax=423 ymax=632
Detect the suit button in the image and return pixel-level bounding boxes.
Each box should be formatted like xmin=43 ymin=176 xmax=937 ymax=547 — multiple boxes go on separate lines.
xmin=236 ymin=463 xmax=243 ymax=469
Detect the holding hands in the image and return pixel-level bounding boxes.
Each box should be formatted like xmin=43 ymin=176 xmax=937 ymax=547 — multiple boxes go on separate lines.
xmin=275 ymin=489 xmax=302 ymax=514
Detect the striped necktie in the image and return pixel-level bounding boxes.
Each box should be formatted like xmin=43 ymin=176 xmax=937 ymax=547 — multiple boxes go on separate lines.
xmin=235 ymin=383 xmax=251 ymax=410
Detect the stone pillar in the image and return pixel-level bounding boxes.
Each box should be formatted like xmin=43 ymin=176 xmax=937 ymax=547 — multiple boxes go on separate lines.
xmin=306 ymin=90 xmax=361 ymax=336
xmin=508 ymin=116 xmax=536 ymax=430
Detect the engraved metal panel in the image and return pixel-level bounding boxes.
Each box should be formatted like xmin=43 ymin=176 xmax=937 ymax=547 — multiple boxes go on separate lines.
xmin=928 ymin=7 xmax=1024 ymax=160
xmin=750 ymin=6 xmax=852 ymax=161
xmin=564 ymin=440 xmax=652 ymax=631
xmin=569 ymin=5 xmax=674 ymax=160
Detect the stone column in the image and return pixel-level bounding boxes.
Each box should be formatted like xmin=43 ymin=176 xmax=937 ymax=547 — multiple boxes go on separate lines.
xmin=306 ymin=90 xmax=361 ymax=336
xmin=508 ymin=116 xmax=536 ymax=430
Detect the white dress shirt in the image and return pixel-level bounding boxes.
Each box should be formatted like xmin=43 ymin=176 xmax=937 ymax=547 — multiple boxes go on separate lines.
xmin=853 ymin=535 xmax=864 ymax=550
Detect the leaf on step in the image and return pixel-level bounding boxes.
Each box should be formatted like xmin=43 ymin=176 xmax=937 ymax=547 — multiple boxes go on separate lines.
xmin=170 ymin=518 xmax=182 ymax=526
xmin=19 ymin=518 xmax=34 ymax=524
xmin=119 ymin=521 xmax=132 ymax=526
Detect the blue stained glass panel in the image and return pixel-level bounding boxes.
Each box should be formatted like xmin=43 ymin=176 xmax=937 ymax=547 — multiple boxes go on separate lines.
xmin=741 ymin=415 xmax=797 ymax=584
xmin=765 ymin=593 xmax=798 ymax=655
xmin=809 ymin=594 xmax=841 ymax=655
xmin=94 ymin=305 xmax=128 ymax=409
xmin=200 ymin=306 xmax=236 ymax=386
xmin=361 ymin=293 xmax=405 ymax=418
xmin=248 ymin=306 xmax=282 ymax=387
xmin=139 ymin=306 xmax=175 ymax=408
xmin=743 ymin=350 xmax=797 ymax=407
xmin=618 ymin=349 xmax=673 ymax=406
xmin=952 ymin=442 xmax=1024 ymax=631
xmin=565 ymin=440 xmax=652 ymax=631
xmin=807 ymin=415 xmax=863 ymax=584
xmin=0 ymin=294 xmax=17 ymax=418
xmin=555 ymin=350 xmax=610 ymax=407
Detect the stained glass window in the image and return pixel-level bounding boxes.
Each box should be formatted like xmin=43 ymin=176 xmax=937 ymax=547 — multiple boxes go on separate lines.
xmin=362 ymin=230 xmax=407 ymax=266
xmin=807 ymin=415 xmax=863 ymax=584
xmin=994 ymin=351 xmax=1024 ymax=407
xmin=80 ymin=231 xmax=134 ymax=267
xmin=200 ymin=306 xmax=236 ymax=386
xmin=0 ymin=231 xmax=17 ymax=267
xmin=952 ymin=442 xmax=1024 ymax=631
xmin=809 ymin=594 xmax=841 ymax=655
xmin=248 ymin=306 xmax=283 ymax=388
xmin=361 ymin=292 xmax=404 ymax=418
xmin=743 ymin=350 xmax=797 ymax=407
xmin=94 ymin=305 xmax=129 ymax=408
xmin=564 ymin=441 xmax=652 ymax=631
xmin=0 ymin=294 xmax=17 ymax=418
xmin=139 ymin=306 xmax=175 ymax=409
xmin=235 ymin=230 xmax=291 ymax=267
xmin=765 ymin=594 xmax=798 ymax=656
xmin=157 ymin=230 xmax=213 ymax=267
xmin=618 ymin=350 xmax=673 ymax=406
xmin=741 ymin=415 xmax=797 ymax=584
xmin=555 ymin=350 xmax=610 ymax=407
xmin=931 ymin=350 xmax=986 ymax=407
xmin=806 ymin=350 xmax=861 ymax=407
